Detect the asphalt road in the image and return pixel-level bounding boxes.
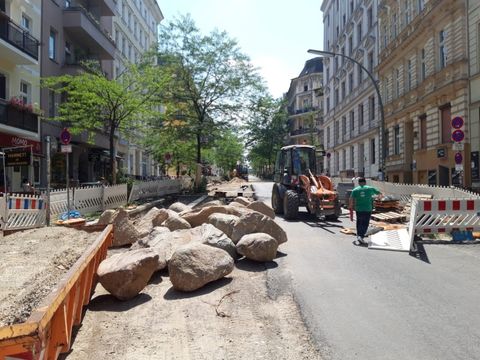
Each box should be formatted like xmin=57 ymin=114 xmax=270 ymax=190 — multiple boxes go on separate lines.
xmin=251 ymin=177 xmax=480 ymax=360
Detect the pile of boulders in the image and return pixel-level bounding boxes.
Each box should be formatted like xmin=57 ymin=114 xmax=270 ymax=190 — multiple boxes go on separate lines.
xmin=96 ymin=197 xmax=287 ymax=300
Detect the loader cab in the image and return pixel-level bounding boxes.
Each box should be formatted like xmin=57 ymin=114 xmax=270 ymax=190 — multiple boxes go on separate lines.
xmin=274 ymin=145 xmax=317 ymax=185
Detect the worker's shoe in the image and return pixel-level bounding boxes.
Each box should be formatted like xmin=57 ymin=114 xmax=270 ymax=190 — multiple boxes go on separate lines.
xmin=357 ymin=236 xmax=366 ymax=245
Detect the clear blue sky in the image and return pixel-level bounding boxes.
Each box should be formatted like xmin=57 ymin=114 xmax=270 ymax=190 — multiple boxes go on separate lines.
xmin=159 ymin=0 xmax=324 ymax=98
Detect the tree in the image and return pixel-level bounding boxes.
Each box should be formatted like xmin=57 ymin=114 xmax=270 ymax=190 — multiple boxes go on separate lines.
xmin=245 ymin=96 xmax=289 ymax=177
xmin=42 ymin=58 xmax=169 ymax=184
xmin=203 ymin=130 xmax=244 ymax=177
xmin=158 ymin=15 xmax=265 ymax=165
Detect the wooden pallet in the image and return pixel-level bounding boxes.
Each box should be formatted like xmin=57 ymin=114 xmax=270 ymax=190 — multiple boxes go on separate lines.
xmin=371 ymin=211 xmax=406 ymax=223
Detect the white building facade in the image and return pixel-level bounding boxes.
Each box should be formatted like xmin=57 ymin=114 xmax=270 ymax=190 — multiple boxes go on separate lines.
xmin=321 ymin=0 xmax=381 ymax=179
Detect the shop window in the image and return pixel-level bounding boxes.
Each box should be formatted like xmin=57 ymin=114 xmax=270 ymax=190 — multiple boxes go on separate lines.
xmin=428 ymin=170 xmax=437 ymax=186
xmin=0 ymin=73 xmax=6 ymax=100
xmin=33 ymin=159 xmax=40 ymax=184
xmin=419 ymin=114 xmax=427 ymax=149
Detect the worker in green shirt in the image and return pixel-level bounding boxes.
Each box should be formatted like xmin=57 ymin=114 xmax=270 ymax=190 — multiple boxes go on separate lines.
xmin=349 ymin=177 xmax=382 ymax=245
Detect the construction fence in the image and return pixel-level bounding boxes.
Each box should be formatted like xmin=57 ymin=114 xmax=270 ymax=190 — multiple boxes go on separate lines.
xmin=0 ymin=178 xmax=184 ymax=231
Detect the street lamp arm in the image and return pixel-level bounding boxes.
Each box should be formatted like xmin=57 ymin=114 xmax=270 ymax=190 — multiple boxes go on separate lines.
xmin=307 ymin=48 xmax=386 ymax=180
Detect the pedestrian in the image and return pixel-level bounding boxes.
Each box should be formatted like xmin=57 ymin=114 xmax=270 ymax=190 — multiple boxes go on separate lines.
xmin=349 ymin=177 xmax=382 ymax=245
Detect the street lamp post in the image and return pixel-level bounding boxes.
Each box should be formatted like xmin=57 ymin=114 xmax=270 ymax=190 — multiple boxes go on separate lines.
xmin=308 ymin=49 xmax=386 ymax=180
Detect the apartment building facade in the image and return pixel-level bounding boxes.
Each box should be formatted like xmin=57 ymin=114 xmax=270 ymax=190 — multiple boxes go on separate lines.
xmin=321 ymin=0 xmax=381 ymax=179
xmin=286 ymin=57 xmax=324 ymax=171
xmin=378 ymin=0 xmax=469 ymax=186
xmin=0 ymin=0 xmax=41 ymax=192
xmin=111 ymin=0 xmax=163 ymax=178
xmin=468 ymin=0 xmax=480 ymax=190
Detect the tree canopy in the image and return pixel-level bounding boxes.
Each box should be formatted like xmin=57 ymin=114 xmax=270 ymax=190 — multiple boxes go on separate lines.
xmin=43 ymin=58 xmax=169 ymax=183
xmin=157 ymin=15 xmax=266 ymax=164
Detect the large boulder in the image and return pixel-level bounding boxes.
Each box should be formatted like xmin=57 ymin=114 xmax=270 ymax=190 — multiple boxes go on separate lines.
xmin=135 ymin=207 xmax=162 ymax=237
xmin=236 ymin=233 xmax=278 ymax=262
xmin=198 ymin=223 xmax=237 ymax=259
xmin=168 ymin=243 xmax=234 ymax=292
xmin=130 ymin=226 xmax=170 ymax=250
xmin=208 ymin=213 xmax=239 ymax=239
xmin=231 ymin=212 xmax=287 ymax=245
xmin=97 ymin=209 xmax=118 ymax=225
xmin=247 ymin=201 xmax=275 ymax=219
xmin=194 ymin=200 xmax=223 ymax=209
xmin=181 ymin=206 xmax=231 ymax=227
xmin=164 ymin=213 xmax=192 ymax=231
xmin=169 ymin=202 xmax=191 ymax=213
xmin=112 ymin=209 xmax=142 ymax=247
xmin=233 ymin=196 xmax=251 ymax=206
xmin=148 ymin=228 xmax=202 ymax=263
xmin=152 ymin=209 xmax=178 ymax=227
xmin=97 ymin=248 xmax=159 ymax=300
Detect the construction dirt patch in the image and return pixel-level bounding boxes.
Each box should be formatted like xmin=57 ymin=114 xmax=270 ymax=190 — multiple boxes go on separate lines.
xmin=0 ymin=227 xmax=98 ymax=327
xmin=63 ymin=252 xmax=321 ymax=360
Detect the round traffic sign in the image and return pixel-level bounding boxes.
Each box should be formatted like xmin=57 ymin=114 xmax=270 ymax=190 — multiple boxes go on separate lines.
xmin=455 ymin=152 xmax=463 ymax=165
xmin=60 ymin=128 xmax=71 ymax=145
xmin=326 ymin=152 xmax=331 ymax=158
xmin=451 ymin=129 xmax=465 ymax=143
xmin=451 ymin=116 xmax=464 ymax=129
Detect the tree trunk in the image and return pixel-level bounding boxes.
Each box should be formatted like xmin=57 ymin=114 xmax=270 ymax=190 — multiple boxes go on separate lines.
xmin=109 ymin=125 xmax=117 ymax=185
xmin=195 ymin=131 xmax=202 ymax=188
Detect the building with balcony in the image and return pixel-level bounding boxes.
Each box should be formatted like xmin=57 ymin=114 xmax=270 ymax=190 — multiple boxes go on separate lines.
xmin=286 ymin=57 xmax=324 ymax=172
xmin=322 ymin=0 xmax=381 ymax=179
xmin=0 ymin=0 xmax=41 ymax=192
xmin=378 ymin=0 xmax=469 ymax=186
xmin=468 ymin=0 xmax=480 ymax=190
xmin=110 ymin=0 xmax=163 ymax=179
xmin=40 ymin=0 xmax=117 ymax=187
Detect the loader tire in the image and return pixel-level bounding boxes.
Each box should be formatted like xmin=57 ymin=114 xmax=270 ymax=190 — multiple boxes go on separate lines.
xmin=283 ymin=190 xmax=299 ymax=220
xmin=325 ymin=199 xmax=342 ymax=221
xmin=272 ymin=184 xmax=283 ymax=214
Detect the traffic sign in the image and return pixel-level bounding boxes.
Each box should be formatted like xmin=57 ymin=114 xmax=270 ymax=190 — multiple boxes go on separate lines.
xmin=454 ymin=152 xmax=463 ymax=165
xmin=60 ymin=128 xmax=71 ymax=145
xmin=61 ymin=144 xmax=72 ymax=153
xmin=451 ymin=129 xmax=465 ymax=142
xmin=455 ymin=164 xmax=464 ymax=171
xmin=451 ymin=116 xmax=464 ymax=129
xmin=452 ymin=142 xmax=464 ymax=151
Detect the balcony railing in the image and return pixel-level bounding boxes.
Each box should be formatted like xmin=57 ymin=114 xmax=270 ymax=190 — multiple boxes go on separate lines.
xmin=0 ymin=11 xmax=39 ymax=60
xmin=0 ymin=100 xmax=39 ymax=133
xmin=290 ymin=128 xmax=315 ymax=136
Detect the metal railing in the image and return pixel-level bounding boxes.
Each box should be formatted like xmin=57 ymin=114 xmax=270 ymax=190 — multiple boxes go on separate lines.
xmin=0 ymin=100 xmax=38 ymax=132
xmin=0 ymin=12 xmax=39 ymax=59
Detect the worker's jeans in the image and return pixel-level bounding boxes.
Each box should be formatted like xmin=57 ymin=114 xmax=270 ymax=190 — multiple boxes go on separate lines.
xmin=356 ymin=211 xmax=372 ymax=238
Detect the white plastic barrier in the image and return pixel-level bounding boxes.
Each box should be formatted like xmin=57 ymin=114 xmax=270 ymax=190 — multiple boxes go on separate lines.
xmin=370 ymin=199 xmax=480 ymax=252
xmin=0 ymin=193 xmax=47 ymax=231
xmin=128 ymin=179 xmax=181 ymax=203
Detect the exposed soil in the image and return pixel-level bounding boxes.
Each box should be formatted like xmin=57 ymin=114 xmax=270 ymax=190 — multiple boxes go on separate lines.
xmin=63 ymin=255 xmax=321 ymax=360
xmin=0 ymin=227 xmax=98 ymax=327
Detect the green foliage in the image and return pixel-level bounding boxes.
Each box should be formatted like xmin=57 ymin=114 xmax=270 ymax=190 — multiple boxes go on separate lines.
xmin=157 ymin=15 xmax=266 ymax=164
xmin=245 ymin=96 xmax=289 ymax=176
xmin=42 ymin=57 xmax=170 ymax=183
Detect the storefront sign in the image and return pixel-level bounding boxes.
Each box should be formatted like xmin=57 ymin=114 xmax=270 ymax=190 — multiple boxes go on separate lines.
xmin=4 ymin=148 xmax=32 ymax=166
xmin=0 ymin=132 xmax=42 ymax=154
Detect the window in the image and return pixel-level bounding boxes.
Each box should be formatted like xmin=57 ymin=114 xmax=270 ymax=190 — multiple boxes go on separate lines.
xmin=394 ymin=125 xmax=400 ymax=155
xmin=350 ymin=0 xmax=354 ymax=14
xmin=418 ymin=0 xmax=425 ymax=12
xmin=441 ymin=104 xmax=451 ymax=144
xmin=383 ymin=25 xmax=388 ymax=48
xmin=359 ymin=103 xmax=364 ymax=126
xmin=420 ymin=48 xmax=426 ymax=80
xmin=342 ymin=116 xmax=346 ymax=139
xmin=385 ymin=130 xmax=389 ymax=156
xmin=21 ymin=14 xmax=31 ymax=32
xmin=392 ymin=15 xmax=397 ymax=39
xmin=335 ymin=88 xmax=339 ymax=106
xmin=348 ymin=72 xmax=354 ymax=92
xmin=122 ymin=37 xmax=126 ymax=55
xmin=304 ymin=82 xmax=308 ymax=92
xmin=350 ymin=110 xmax=355 ymax=133
xmin=48 ymin=90 xmax=56 ymax=117
xmin=357 ymin=64 xmax=362 ymax=84
xmin=341 ymin=81 xmax=346 ymax=100
xmin=419 ymin=114 xmax=427 ymax=149
xmin=342 ymin=149 xmax=346 ymax=170
xmin=405 ymin=2 xmax=411 ymax=25
xmin=439 ymin=30 xmax=447 ymax=69
xmin=49 ymin=30 xmax=56 ymax=60
xmin=369 ymin=96 xmax=375 ymax=121
xmin=33 ymin=159 xmax=40 ymax=184
xmin=0 ymin=73 xmax=6 ymax=100
xmin=350 ymin=146 xmax=354 ymax=168
xmin=326 ymin=126 xmax=330 ymax=147
xmin=326 ymin=96 xmax=330 ymax=112
xmin=395 ymin=68 xmax=401 ymax=97
xmin=20 ymin=81 xmax=30 ymax=104
xmin=357 ymin=21 xmax=362 ymax=45
xmin=348 ymin=36 xmax=353 ymax=55
xmin=367 ymin=7 xmax=373 ymax=29
xmin=371 ymin=139 xmax=376 ymax=164
xmin=368 ymin=51 xmax=374 ymax=72
xmin=407 ymin=59 xmax=412 ymax=90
